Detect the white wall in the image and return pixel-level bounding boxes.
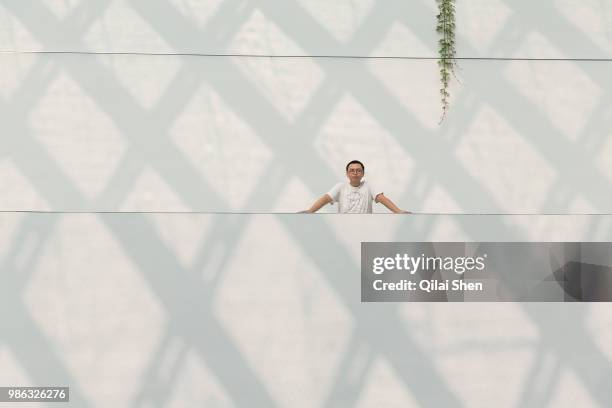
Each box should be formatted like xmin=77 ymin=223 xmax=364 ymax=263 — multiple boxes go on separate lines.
xmin=2 ymin=213 xmax=612 ymax=407
xmin=1 ymin=0 xmax=612 ymax=213
xmin=1 ymin=1 xmax=612 ymax=407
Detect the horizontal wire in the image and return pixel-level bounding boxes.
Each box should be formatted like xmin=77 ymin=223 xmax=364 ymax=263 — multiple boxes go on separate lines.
xmin=2 ymin=48 xmax=609 ymax=217
xmin=1 ymin=49 xmax=612 ymax=62
xmin=1 ymin=210 xmax=612 ymax=216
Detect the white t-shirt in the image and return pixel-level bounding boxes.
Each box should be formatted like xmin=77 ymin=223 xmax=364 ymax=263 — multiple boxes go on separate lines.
xmin=326 ymin=180 xmax=383 ymax=213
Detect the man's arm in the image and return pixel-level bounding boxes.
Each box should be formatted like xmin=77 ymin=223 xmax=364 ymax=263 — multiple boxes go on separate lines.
xmin=375 ymin=193 xmax=411 ymax=214
xmin=300 ymin=194 xmax=333 ymax=213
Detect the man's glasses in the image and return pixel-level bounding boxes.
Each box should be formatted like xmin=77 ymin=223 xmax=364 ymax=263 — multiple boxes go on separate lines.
xmin=348 ymin=169 xmax=363 ymax=174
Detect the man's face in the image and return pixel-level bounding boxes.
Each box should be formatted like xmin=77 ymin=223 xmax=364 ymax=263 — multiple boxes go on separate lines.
xmin=346 ymin=163 xmax=364 ymax=184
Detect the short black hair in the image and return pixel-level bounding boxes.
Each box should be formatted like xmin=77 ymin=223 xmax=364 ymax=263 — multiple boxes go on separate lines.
xmin=346 ymin=160 xmax=365 ymax=172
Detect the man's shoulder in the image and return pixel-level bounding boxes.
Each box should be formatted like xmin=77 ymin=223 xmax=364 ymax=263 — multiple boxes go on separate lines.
xmin=361 ymin=179 xmax=374 ymax=189
xmin=327 ymin=181 xmax=346 ymax=195
xmin=363 ymin=180 xmax=383 ymax=195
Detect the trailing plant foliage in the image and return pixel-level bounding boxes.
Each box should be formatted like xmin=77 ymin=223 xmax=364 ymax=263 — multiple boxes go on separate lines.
xmin=436 ymin=0 xmax=457 ymax=123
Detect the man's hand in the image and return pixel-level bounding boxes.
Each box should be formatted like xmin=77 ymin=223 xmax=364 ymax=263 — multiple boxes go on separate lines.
xmin=377 ymin=194 xmax=409 ymax=214
xmin=300 ymin=194 xmax=332 ymax=214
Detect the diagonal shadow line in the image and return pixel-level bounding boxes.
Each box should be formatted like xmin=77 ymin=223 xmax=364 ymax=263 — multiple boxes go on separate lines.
xmin=0 ymin=2 xmax=568 ymax=404
xmin=459 ymin=3 xmax=612 ymax=124
xmin=144 ymin=62 xmax=206 ymax=124
xmin=0 ymin=3 xmax=306 ymax=404
xmin=0 ymin=303 xmax=92 ymax=407
xmin=0 ymin=3 xmax=260 ymax=402
xmin=138 ymin=179 xmax=286 ymax=406
xmin=1 ymin=118 xmax=86 ymax=209
xmin=4 ymin=1 xmax=612 ymax=406
xmin=129 ymin=0 xmax=513 ymax=217
xmin=78 ymin=60 xmax=234 ymax=211
xmin=1 ymin=1 xmax=114 ymax=52
xmin=516 ymin=344 xmax=559 ymax=407
xmin=7 ymin=0 xmax=608 ymax=316
xmin=0 ymin=54 xmax=96 ymax=209
xmin=0 ymin=57 xmax=96 ymax=399
xmin=0 ymin=55 xmax=57 ymax=114
xmin=394 ymin=0 xmax=612 ymax=61
xmin=1 ymin=52 xmax=229 ymax=211
xmin=131 ymin=328 xmax=190 ymax=408
xmin=141 ymin=57 xmax=343 ymax=205
xmin=447 ymin=7 xmax=612 ymax=213
xmin=2 ymin=2 xmax=235 ymax=212
xmin=498 ymin=1 xmax=612 ymax=61
xmin=125 ymin=3 xmax=342 ymax=189
xmin=100 ymin=213 xmax=279 ymax=408
xmin=173 ymin=79 xmax=364 ymax=392
xmin=49 ymin=54 xmax=230 ymax=210
xmin=521 ymin=303 xmax=612 ymax=406
xmin=420 ymin=7 xmax=612 ymax=216
xmin=404 ymin=9 xmax=612 ymax=221
xmin=58 ymin=0 xmax=114 ymax=39
xmin=0 ymin=6 xmax=482 ymax=408
xmin=75 ymin=0 xmax=119 ymax=34
xmin=538 ymin=179 xmax=578 ymax=215
xmin=347 ymin=1 xmax=413 ymax=54
xmin=340 ymin=63 xmax=503 ymax=210
xmin=415 ymin=46 xmax=612 ymax=220
xmin=306 ymin=0 xmax=612 ymax=215
xmin=289 ymin=213 xmax=612 ymax=407
xmin=277 ymin=214 xmax=464 ymax=407
xmin=88 ymin=52 xmax=320 ymax=211
xmin=0 ymin=213 xmax=58 ymax=290
xmin=573 ymin=93 xmax=612 ymax=156
xmin=64 ymin=3 xmax=612 ymax=404
xmin=0 ymin=34 xmax=129 ymax=210
xmin=0 ymin=214 xmax=90 ymax=406
xmin=52 ymin=8 xmax=334 ymax=217
xmin=194 ymin=66 xmax=339 ymax=193
xmin=0 ymin=46 xmax=218 ymax=210
xmin=267 ymin=0 xmax=401 ymax=56
xmin=125 ymin=3 xmax=378 ymax=146
xmin=466 ymin=62 xmax=612 ymax=210
xmin=401 ymin=215 xmax=612 ymax=406
xmin=146 ymin=67 xmax=344 ymax=318
xmin=247 ymin=2 xmax=529 ymax=215
xmin=4 ymin=0 xmax=612 ymax=61
xmin=481 ymin=8 xmax=612 ymax=157
xmin=321 ymin=330 xmax=377 ymax=408
xmin=258 ymin=0 xmax=612 ymax=214
xmin=169 ymin=147 xmax=346 ymax=399
xmin=125 ymin=0 xmax=256 ymax=53
xmin=91 ymin=148 xmax=149 ymax=209
xmin=3 ymin=0 xmax=540 ymax=223
xmin=189 ymin=161 xmax=294 ymax=298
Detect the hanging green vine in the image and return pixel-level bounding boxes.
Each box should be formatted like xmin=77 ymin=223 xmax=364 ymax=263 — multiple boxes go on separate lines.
xmin=436 ymin=0 xmax=457 ymax=123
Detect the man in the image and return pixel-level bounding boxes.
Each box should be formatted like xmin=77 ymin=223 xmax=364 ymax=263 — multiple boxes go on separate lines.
xmin=301 ymin=160 xmax=410 ymax=214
